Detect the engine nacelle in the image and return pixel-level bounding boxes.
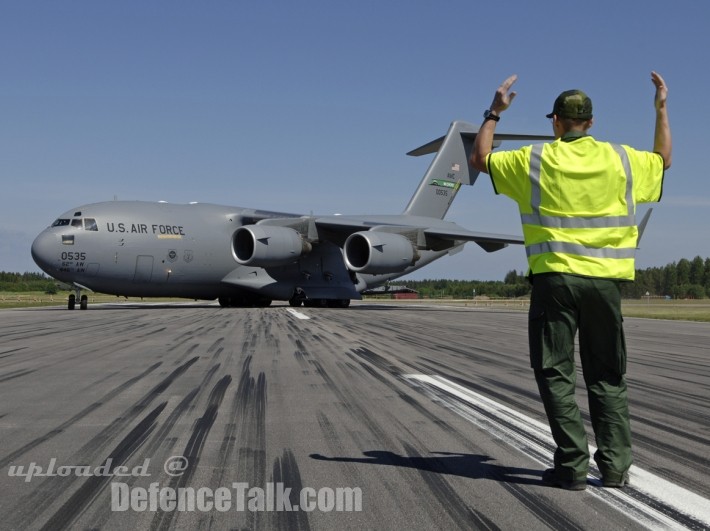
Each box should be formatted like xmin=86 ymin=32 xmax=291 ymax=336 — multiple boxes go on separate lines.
xmin=344 ymin=231 xmax=417 ymax=274
xmin=232 ymin=225 xmax=311 ymax=267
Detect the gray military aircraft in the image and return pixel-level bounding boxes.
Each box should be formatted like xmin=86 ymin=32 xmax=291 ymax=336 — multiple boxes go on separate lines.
xmin=32 ymin=121 xmax=552 ymax=309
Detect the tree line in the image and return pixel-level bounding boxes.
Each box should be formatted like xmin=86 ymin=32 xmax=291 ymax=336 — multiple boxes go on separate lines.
xmin=0 ymin=272 xmax=58 ymax=293
xmin=3 ymin=256 xmax=710 ymax=298
xmin=617 ymin=256 xmax=710 ymax=299
xmin=401 ymin=256 xmax=710 ymax=299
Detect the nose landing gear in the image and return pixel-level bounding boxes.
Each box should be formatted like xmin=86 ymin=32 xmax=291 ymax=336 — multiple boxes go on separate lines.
xmin=68 ymin=289 xmax=88 ymax=310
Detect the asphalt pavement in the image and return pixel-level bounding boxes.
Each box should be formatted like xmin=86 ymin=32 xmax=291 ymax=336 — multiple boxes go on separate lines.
xmin=0 ymin=302 xmax=708 ymax=530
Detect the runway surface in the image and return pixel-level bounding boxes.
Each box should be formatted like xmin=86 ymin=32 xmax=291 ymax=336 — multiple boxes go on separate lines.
xmin=0 ymin=302 xmax=708 ymax=530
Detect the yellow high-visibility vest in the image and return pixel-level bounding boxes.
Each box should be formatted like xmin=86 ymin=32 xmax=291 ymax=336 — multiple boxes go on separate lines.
xmin=487 ymin=136 xmax=664 ymax=280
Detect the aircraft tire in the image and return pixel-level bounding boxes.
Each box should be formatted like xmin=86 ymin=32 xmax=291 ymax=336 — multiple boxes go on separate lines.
xmin=80 ymin=295 xmax=88 ymax=310
xmin=304 ymin=299 xmax=326 ymax=308
xmin=68 ymin=294 xmax=76 ymax=310
xmin=256 ymin=298 xmax=272 ymax=307
xmin=218 ymin=296 xmax=230 ymax=308
xmin=326 ymin=299 xmax=351 ymax=308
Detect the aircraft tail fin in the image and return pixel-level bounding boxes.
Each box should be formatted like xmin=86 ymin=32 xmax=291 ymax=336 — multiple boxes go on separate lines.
xmin=403 ymin=120 xmax=552 ymax=219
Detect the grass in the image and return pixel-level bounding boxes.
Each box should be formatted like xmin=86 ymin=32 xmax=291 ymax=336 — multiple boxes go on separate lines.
xmin=0 ymin=291 xmax=189 ymax=309
xmin=364 ymin=296 xmax=710 ymax=322
xmin=620 ymin=298 xmax=710 ymax=322
xmin=3 ymin=291 xmax=710 ymax=322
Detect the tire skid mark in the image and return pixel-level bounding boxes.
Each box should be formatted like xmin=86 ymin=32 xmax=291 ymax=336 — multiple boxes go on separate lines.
xmin=336 ymin=341 xmax=588 ymax=529
xmin=410 ymin=374 xmax=709 ymax=530
xmin=182 ymin=374 xmax=233 ymax=477
xmin=310 ymin=350 xmax=498 ymax=528
xmin=0 ymin=361 xmax=163 ymax=469
xmin=632 ymin=379 xmax=710 ymax=412
xmin=396 ymin=374 xmax=583 ymax=530
xmin=0 ymin=346 xmax=27 ymax=359
xmin=632 ymin=413 xmax=709 ymax=448
xmin=204 ymin=371 xmax=253 ymax=530
xmin=347 ymin=347 xmax=403 ymax=377
xmin=288 ymin=323 xmax=408 ymax=450
xmin=496 ymin=474 xmax=586 ymax=531
xmin=136 ymin=326 xmax=167 ymax=338
xmin=231 ymin=356 xmax=268 ymax=530
xmin=0 ymin=368 xmax=37 ymax=383
xmin=311 ymin=412 xmax=385 ymax=521
xmin=172 ymin=343 xmax=200 ymax=365
xmin=207 ymin=337 xmax=225 ymax=353
xmin=141 ymin=363 xmax=223 ymax=458
xmin=345 ymin=346 xmax=422 ymax=381
xmin=142 ymin=388 xmax=201 ymax=458
xmin=399 ymin=441 xmax=501 ymax=531
xmin=30 ymin=402 xmax=168 ymax=531
xmin=77 ymin=369 xmax=123 ymax=392
xmin=269 ymin=449 xmax=311 ymax=531
xmin=211 ymin=346 xmax=224 ymax=360
xmin=151 ymin=374 xmax=233 ymax=531
xmin=307 ymin=357 xmax=399 ymax=452
xmin=631 ymin=431 xmax=710 ymax=493
xmin=8 ymin=358 xmax=198 ymax=522
xmin=208 ymin=380 xmax=244 ymax=488
xmin=338 ymin=351 xmax=513 ymax=527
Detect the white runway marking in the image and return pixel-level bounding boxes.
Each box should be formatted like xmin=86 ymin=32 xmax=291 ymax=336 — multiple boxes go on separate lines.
xmin=286 ymin=308 xmax=310 ymax=320
xmin=406 ymin=374 xmax=710 ymax=530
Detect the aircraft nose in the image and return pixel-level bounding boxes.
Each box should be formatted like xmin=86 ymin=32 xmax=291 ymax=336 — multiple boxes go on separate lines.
xmin=31 ymin=231 xmax=57 ymax=274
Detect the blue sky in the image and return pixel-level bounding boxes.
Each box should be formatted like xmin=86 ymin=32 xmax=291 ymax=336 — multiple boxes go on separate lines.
xmin=2 ymin=1 xmax=708 ymax=280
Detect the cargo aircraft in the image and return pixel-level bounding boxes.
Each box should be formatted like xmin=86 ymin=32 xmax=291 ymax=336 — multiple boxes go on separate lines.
xmin=31 ymin=121 xmax=552 ymax=309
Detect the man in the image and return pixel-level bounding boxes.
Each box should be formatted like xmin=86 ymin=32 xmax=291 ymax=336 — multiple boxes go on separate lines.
xmin=469 ymin=73 xmax=671 ymax=490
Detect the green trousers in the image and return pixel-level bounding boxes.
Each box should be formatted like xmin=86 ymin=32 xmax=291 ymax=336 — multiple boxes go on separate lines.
xmin=528 ymin=273 xmax=632 ymax=481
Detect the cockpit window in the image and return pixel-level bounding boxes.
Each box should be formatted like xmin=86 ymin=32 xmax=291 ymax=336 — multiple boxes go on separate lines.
xmin=52 ymin=217 xmax=99 ymax=230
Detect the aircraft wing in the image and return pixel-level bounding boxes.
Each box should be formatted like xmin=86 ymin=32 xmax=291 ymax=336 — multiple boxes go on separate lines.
xmin=422 ymin=226 xmax=523 ymax=252
xmin=312 ymin=215 xmax=523 ymax=253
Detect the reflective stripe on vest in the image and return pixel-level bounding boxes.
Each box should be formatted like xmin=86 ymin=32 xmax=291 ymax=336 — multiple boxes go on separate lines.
xmin=523 ymin=142 xmax=637 ymax=261
xmin=526 ymin=241 xmax=636 ymax=260
xmin=521 ymin=143 xmax=635 ymax=229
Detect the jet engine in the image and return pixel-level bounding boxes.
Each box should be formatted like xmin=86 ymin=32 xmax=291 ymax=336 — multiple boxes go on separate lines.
xmin=232 ymin=225 xmax=312 ymax=267
xmin=343 ymin=231 xmax=418 ymax=274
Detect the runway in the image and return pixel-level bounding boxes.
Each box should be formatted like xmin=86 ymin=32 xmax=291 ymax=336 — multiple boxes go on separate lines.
xmin=1 ymin=302 xmax=708 ymax=530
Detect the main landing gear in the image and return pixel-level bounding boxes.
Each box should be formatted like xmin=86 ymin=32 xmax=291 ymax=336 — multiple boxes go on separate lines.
xmin=218 ymin=294 xmax=272 ymax=308
xmin=288 ymin=295 xmax=350 ymax=308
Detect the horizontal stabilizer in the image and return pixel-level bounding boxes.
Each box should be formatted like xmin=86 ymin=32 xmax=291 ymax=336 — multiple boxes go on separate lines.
xmin=407 ymin=129 xmax=554 ymax=157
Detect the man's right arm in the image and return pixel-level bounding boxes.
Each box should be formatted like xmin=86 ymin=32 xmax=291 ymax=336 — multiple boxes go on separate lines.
xmin=651 ymin=71 xmax=672 ymax=169
xmin=470 ymin=74 xmax=518 ymax=173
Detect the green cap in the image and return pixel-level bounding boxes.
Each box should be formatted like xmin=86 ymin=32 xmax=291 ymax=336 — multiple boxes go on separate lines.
xmin=546 ymin=89 xmax=593 ymax=120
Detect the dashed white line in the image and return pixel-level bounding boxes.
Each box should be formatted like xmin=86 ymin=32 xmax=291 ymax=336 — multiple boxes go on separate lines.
xmin=406 ymin=374 xmax=710 ymax=530
xmin=286 ymin=308 xmax=310 ymax=320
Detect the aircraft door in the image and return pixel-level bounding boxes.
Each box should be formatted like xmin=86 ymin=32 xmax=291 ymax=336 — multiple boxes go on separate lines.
xmin=133 ymin=255 xmax=154 ymax=283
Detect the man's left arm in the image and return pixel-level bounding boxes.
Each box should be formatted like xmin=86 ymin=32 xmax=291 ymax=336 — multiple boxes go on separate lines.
xmin=470 ymin=74 xmax=518 ymax=173
xmin=651 ymin=71 xmax=672 ymax=169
